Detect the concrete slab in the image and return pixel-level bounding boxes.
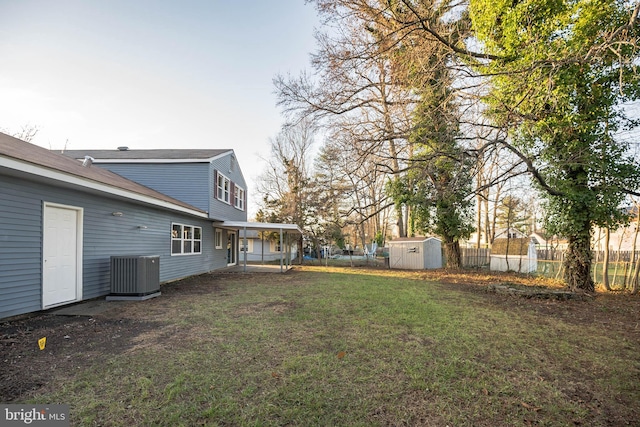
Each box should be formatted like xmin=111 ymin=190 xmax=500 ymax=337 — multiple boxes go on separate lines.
xmin=220 ymin=264 xmax=295 ymax=273
xmin=106 ymin=292 xmax=161 ymax=301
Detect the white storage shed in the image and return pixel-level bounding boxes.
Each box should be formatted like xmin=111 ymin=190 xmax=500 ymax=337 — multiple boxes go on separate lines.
xmin=388 ymin=237 xmax=443 ymax=270
xmin=489 ymin=238 xmax=538 ymax=273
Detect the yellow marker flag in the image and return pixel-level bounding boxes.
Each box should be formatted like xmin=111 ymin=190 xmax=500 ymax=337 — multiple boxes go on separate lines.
xmin=38 ymin=337 xmax=46 ymax=350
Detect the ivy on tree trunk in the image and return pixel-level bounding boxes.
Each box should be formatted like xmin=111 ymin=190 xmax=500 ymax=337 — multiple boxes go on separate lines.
xmin=469 ymin=0 xmax=640 ymax=291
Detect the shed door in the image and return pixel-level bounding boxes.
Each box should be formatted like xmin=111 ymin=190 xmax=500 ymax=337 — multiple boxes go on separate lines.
xmin=43 ymin=204 xmax=82 ymax=308
xmin=389 ymin=246 xmax=404 ymax=268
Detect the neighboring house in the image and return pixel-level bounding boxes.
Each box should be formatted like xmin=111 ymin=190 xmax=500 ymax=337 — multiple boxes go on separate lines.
xmin=529 ymin=231 xmax=549 ymax=248
xmin=464 ymin=228 xmax=529 ymax=248
xmin=493 ymin=227 xmax=528 ymax=240
xmin=592 ymin=222 xmax=640 ymax=253
xmin=0 ymin=134 xmax=299 ymax=320
xmin=238 ymin=229 xmax=298 ymax=262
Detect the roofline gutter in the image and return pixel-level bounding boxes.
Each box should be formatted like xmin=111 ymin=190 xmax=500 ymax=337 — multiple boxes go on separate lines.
xmin=214 ymin=220 xmax=302 ymax=234
xmin=66 ymin=151 xmax=234 ymax=164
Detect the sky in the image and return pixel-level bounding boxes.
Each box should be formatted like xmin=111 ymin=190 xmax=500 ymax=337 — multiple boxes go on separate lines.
xmin=0 ymin=0 xmax=320 ymax=217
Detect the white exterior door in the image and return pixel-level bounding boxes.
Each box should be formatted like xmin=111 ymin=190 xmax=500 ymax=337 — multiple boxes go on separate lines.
xmin=43 ymin=203 xmax=83 ymax=308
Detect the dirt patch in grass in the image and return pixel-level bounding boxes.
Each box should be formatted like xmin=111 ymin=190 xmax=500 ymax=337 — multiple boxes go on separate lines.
xmin=1 ymin=315 xmax=162 ymax=401
xmin=0 ymin=272 xmax=283 ymax=403
xmin=0 ymin=275 xmax=224 ymax=402
xmin=233 ymin=301 xmax=297 ymax=317
xmin=421 ymin=269 xmax=640 ymax=339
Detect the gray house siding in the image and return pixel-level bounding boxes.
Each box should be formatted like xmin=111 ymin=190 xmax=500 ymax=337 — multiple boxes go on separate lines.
xmin=1 ymin=178 xmax=48 ymax=318
xmin=87 ymin=156 xmax=247 ymax=223
xmin=94 ymin=163 xmax=211 ymax=212
xmin=0 ymin=173 xmax=222 ymax=319
xmin=209 ymin=155 xmax=247 ymax=222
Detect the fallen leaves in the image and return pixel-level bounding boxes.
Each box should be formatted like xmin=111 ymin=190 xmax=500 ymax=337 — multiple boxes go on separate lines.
xmin=520 ymin=401 xmax=541 ymax=412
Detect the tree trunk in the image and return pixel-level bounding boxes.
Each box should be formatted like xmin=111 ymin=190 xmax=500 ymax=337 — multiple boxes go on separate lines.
xmin=602 ymin=228 xmax=611 ymax=291
xmin=490 ymin=185 xmax=501 ymax=244
xmin=613 ymin=227 xmax=625 ymax=289
xmin=476 ymin=193 xmax=482 ymax=249
xmin=563 ymin=231 xmax=595 ymax=292
xmin=630 ymin=210 xmax=640 ymax=290
xmin=298 ymin=235 xmax=304 ymax=265
xmin=396 ymin=207 xmax=406 ymax=238
xmin=633 ymin=204 xmax=640 ymax=262
xmin=632 ymin=255 xmax=640 ymax=294
xmin=593 ymin=227 xmax=601 ymax=283
xmin=483 ymin=195 xmax=491 ymax=246
xmin=443 ymin=238 xmax=462 ymax=269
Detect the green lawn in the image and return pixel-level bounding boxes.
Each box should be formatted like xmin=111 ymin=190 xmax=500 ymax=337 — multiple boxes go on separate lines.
xmin=27 ymin=267 xmax=639 ymax=426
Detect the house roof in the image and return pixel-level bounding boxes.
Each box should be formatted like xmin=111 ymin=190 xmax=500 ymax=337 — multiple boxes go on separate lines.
xmin=0 ymin=133 xmax=207 ymax=217
xmin=61 ymin=148 xmax=233 ymax=163
xmin=388 ymin=236 xmax=441 ymax=243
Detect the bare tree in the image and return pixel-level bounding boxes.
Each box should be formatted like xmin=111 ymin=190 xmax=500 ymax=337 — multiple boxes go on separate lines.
xmin=256 ymin=120 xmax=317 ymax=262
xmin=274 ymin=3 xmax=415 ymax=236
xmin=2 ymin=124 xmax=39 ymax=143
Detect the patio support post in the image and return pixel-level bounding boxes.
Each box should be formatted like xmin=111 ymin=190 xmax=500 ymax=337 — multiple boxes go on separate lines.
xmin=280 ymin=228 xmax=284 ymax=273
xmin=243 ymin=226 xmax=247 ymax=273
xmin=288 ymin=232 xmax=292 ymax=269
xmin=285 ymin=232 xmax=290 ymax=270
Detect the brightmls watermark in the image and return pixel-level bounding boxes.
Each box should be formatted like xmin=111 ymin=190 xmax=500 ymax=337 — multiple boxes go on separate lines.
xmin=0 ymin=405 xmax=69 ymax=426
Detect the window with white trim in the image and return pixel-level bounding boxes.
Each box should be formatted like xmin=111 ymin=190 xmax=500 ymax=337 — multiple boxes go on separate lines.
xmin=239 ymin=240 xmax=252 ymax=252
xmin=217 ymin=172 xmax=231 ymax=204
xmin=234 ymin=186 xmax=245 ymax=211
xmin=214 ymin=228 xmax=223 ymax=249
xmin=171 ymin=223 xmax=202 ymax=255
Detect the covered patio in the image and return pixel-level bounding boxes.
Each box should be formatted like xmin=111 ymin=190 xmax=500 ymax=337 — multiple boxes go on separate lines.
xmin=215 ymin=221 xmax=302 ymax=273
xmin=219 ymin=264 xmax=294 ymax=273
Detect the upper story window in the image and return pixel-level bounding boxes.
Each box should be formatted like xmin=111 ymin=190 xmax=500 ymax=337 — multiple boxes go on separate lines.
xmin=171 ymin=223 xmax=202 ymax=255
xmin=217 ymin=172 xmax=231 ymax=204
xmin=234 ymin=186 xmax=245 ymax=211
